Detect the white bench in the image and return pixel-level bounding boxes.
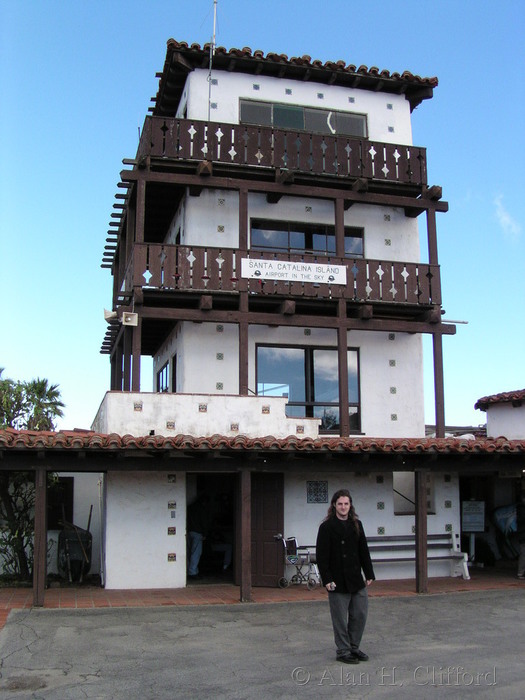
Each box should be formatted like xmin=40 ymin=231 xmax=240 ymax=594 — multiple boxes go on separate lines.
xmin=367 ymin=531 xmax=470 ymax=580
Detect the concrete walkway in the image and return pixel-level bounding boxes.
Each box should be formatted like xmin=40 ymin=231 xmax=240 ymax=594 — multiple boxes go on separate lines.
xmin=0 ymin=586 xmax=524 ymax=699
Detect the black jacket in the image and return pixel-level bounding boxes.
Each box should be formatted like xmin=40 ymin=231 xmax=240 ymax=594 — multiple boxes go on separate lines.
xmin=316 ymin=516 xmax=375 ymax=593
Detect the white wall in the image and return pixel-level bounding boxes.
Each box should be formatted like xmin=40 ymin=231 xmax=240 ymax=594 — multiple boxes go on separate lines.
xmin=283 ymin=470 xmax=462 ymax=580
xmin=185 ymin=69 xmax=414 ymax=145
xmin=485 ymin=403 xmax=525 ymax=439
xmin=104 ymin=471 xmax=186 ymax=589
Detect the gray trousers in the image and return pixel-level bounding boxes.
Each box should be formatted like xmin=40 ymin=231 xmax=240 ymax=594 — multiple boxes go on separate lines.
xmin=328 ymin=587 xmax=369 ymax=657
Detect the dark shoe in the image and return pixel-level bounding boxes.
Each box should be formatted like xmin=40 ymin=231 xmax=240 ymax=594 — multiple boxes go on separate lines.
xmin=187 ymin=573 xmax=201 ymax=580
xmin=352 ymin=649 xmax=369 ymax=661
xmin=338 ymin=654 xmax=359 ymax=664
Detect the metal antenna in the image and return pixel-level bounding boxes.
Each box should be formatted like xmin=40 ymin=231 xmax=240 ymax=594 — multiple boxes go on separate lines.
xmin=207 ymin=0 xmax=218 ymax=123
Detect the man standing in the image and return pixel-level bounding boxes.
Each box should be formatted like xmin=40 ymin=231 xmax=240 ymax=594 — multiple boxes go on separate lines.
xmin=316 ymin=489 xmax=375 ymax=664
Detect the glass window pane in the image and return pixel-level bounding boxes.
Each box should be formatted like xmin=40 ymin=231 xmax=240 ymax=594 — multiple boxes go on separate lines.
xmin=251 ymin=221 xmax=288 ymax=250
xmin=347 ymin=350 xmax=359 ymax=402
xmin=313 ymin=349 xmax=339 ymax=403
xmin=344 ymin=229 xmax=364 ymax=257
xmin=314 ymin=406 xmax=340 ymax=432
xmin=304 ymin=108 xmax=332 ymax=135
xmin=335 ymin=112 xmax=367 ymax=138
xmin=289 ymin=227 xmax=305 ymax=250
xmin=240 ymin=100 xmax=272 ymax=127
xmin=257 ymin=347 xmax=305 ymax=402
xmin=273 ymin=104 xmax=304 ymax=130
xmin=348 ymin=406 xmax=360 ymax=431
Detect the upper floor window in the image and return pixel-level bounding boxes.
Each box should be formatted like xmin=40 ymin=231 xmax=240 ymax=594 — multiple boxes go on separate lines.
xmin=256 ymin=345 xmax=360 ymax=434
xmin=157 ymin=362 xmax=169 ymax=393
xmin=251 ymin=219 xmax=364 ymax=258
xmin=240 ymin=99 xmax=367 ymax=138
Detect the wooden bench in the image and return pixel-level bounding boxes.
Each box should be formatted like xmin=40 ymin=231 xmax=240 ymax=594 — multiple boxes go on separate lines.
xmin=367 ymin=531 xmax=470 ymax=580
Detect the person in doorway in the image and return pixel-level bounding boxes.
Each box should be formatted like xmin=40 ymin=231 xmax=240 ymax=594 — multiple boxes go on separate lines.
xmin=316 ymin=489 xmax=375 ymax=664
xmin=516 ymin=486 xmax=525 ymax=580
xmin=187 ymin=494 xmax=211 ymax=579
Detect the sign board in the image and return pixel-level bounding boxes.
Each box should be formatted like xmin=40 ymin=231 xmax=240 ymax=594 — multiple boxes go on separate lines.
xmin=462 ymin=500 xmax=485 ymax=533
xmin=241 ymin=258 xmax=347 ymax=285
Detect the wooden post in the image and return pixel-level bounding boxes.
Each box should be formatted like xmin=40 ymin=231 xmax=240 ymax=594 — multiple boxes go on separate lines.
xmin=123 ymin=327 xmax=132 ymax=391
xmin=131 ymin=316 xmax=142 ymax=392
xmin=433 ymin=333 xmax=445 ymax=438
xmin=240 ymin=469 xmax=252 ymax=602
xmin=334 ymin=198 xmax=345 ymax=258
xmin=337 ymin=300 xmax=350 ymax=437
xmin=415 ymin=469 xmax=428 ymax=594
xmin=33 ymin=467 xmax=47 ymax=607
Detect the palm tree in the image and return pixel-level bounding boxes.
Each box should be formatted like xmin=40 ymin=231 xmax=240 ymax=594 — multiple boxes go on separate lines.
xmin=24 ymin=378 xmax=65 ymax=431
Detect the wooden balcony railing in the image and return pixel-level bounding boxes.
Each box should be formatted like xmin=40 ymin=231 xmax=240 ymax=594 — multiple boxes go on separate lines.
xmin=123 ymin=244 xmax=441 ymax=306
xmin=137 ymin=116 xmax=427 ymax=187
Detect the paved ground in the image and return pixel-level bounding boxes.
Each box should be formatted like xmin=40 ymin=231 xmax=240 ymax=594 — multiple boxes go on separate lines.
xmin=0 ymin=588 xmax=523 ymax=700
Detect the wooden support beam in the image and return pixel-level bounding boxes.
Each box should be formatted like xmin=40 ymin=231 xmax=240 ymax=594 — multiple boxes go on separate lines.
xmin=33 ymin=467 xmax=47 ymax=607
xmin=240 ymin=470 xmax=252 ymax=602
xmin=280 ymin=299 xmax=296 ymax=315
xmin=415 ymin=469 xmax=429 ymax=594
xmin=196 ymin=160 xmax=213 ymax=177
xmin=352 ymin=177 xmax=368 ymax=192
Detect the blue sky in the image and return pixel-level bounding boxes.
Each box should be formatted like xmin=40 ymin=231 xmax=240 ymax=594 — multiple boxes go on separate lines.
xmin=1 ymin=0 xmax=523 ymax=431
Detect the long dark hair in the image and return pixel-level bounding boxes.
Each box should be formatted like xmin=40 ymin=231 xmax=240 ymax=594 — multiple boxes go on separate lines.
xmin=323 ymin=488 xmax=360 ymax=534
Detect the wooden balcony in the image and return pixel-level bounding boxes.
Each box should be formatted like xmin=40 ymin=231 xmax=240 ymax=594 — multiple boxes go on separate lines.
xmin=137 ymin=116 xmax=427 ymax=187
xmin=123 ymin=244 xmax=441 ymax=307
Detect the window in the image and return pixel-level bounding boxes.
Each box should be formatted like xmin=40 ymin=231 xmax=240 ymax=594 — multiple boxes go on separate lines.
xmin=240 ymin=99 xmax=367 ymax=138
xmin=251 ymin=219 xmax=364 ymax=258
xmin=256 ymin=345 xmax=360 ymax=433
xmin=157 ymin=362 xmax=169 ymax=393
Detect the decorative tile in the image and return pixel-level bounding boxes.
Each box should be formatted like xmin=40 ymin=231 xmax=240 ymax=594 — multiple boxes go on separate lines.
xmin=167 ymin=475 xmax=176 ymax=484
xmin=216 ymin=353 xmax=224 ymax=360
xmin=377 ymin=501 xmax=385 ymax=510
xmin=389 ymin=359 xmax=396 ymax=367
xmin=216 ymin=325 xmax=224 ymax=332
xmin=444 ymin=500 xmax=452 ymax=509
xmin=411 ymin=525 xmax=416 ymax=534
xmin=230 ymin=423 xmax=239 ymax=431
xmin=218 ymin=198 xmax=225 ymax=206
xmin=388 ymin=333 xmax=396 ymax=341
xmin=388 ymin=126 xmax=394 ymax=132
xmin=377 ymin=526 xmax=385 ymax=535
xmin=217 ymin=225 xmax=224 ymax=232
xmin=387 ymin=103 xmax=393 ymax=110
xmin=445 ymin=523 xmax=453 ymax=532
xmin=384 ymin=214 xmax=391 ymax=221
xmin=285 ymin=88 xmax=292 ymax=95
xmin=166 ymin=421 xmax=175 ymax=430
xmin=167 ymin=553 xmax=176 ymax=562
xmin=384 ymin=238 xmax=392 ymax=246
xmin=348 ymin=97 xmax=355 ymax=103
xmin=262 ymin=405 xmax=270 ymax=414
xmin=252 ymin=84 xmax=260 ymax=90
xmin=305 ymin=206 xmax=312 ymax=213
xmin=216 ymin=382 xmax=223 ymax=390
xmin=391 ymin=414 xmax=398 ymax=421
xmin=304 ymin=329 xmax=311 ymax=336
xmin=211 ymin=78 xmax=218 ymax=85
xmin=133 ymin=402 xmax=143 ymax=411
xmin=307 ymin=480 xmax=328 ymax=504
xmin=167 ymin=527 xmax=176 ymax=535
xmin=390 ymin=387 xmax=397 ymax=394
xmin=199 ymin=404 xmax=208 ymax=413
xmin=168 ymin=502 xmax=176 ymax=510
xmin=210 ymin=103 xmax=217 ymax=110
xmin=317 ymin=93 xmax=324 ymax=99
xmin=296 ymin=425 xmax=304 ymax=434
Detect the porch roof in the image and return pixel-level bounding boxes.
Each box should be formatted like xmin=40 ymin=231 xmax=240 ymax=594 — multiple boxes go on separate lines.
xmin=1 ymin=427 xmax=524 ymax=457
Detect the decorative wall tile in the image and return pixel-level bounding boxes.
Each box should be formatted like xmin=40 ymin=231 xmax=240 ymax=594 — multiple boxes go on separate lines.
xmin=388 ymin=333 xmax=396 ymax=341
xmin=390 ymin=387 xmax=397 ymax=394
xmin=262 ymin=405 xmax=270 ymax=414
xmin=211 ymin=78 xmax=218 ymax=85
xmin=377 ymin=501 xmax=385 ymax=510
xmin=216 ymin=325 xmax=224 ymax=332
xmin=285 ymin=88 xmax=292 ymax=95
xmin=304 ymin=329 xmax=311 ymax=336
xmin=307 ymin=481 xmax=328 ymax=504
xmin=216 ymin=382 xmax=223 ymax=390
xmin=317 ymin=93 xmax=324 ymax=99
xmin=296 ymin=425 xmax=304 ymax=434
xmin=167 ymin=553 xmax=176 ymax=562
xmin=166 ymin=421 xmax=175 ymax=430
xmin=388 ymin=126 xmax=394 ymax=132
xmin=377 ymin=526 xmax=385 ymax=535
xmin=217 ymin=225 xmax=224 ymax=232
xmin=384 ymin=238 xmax=392 ymax=246
xmin=210 ymin=103 xmax=217 ymax=110
xmin=167 ymin=475 xmax=176 ymax=484
xmin=387 ymin=103 xmax=393 ymax=110
xmin=216 ymin=352 xmax=224 ymax=360
xmin=348 ymin=97 xmax=355 ymax=103
xmin=134 ymin=402 xmax=143 ymax=411
xmin=444 ymin=500 xmax=452 ymax=509
xmin=305 ymin=206 xmax=312 ymax=213
xmin=199 ymin=404 xmax=208 ymax=412
xmin=389 ymin=359 xmax=396 ymax=367
xmin=445 ymin=523 xmax=453 ymax=532
xmin=384 ymin=214 xmax=391 ymax=221
xmin=391 ymin=414 xmax=398 ymax=421
xmin=168 ymin=501 xmax=176 ymax=509
xmin=411 ymin=525 xmax=416 ymax=534
xmin=253 ymin=84 xmax=260 ymax=90
xmin=218 ymin=198 xmax=225 ymax=206
xmin=230 ymin=423 xmax=239 ymax=431
xmin=167 ymin=527 xmax=176 ymax=535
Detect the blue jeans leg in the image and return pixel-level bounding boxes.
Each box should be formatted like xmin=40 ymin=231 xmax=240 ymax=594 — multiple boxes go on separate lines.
xmin=188 ymin=531 xmax=204 ymax=576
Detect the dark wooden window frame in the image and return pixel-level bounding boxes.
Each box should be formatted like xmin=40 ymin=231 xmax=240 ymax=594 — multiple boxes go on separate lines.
xmin=255 ymin=343 xmax=361 ymax=434
xmin=250 ymin=218 xmax=364 ymax=257
xmin=156 ymin=361 xmax=170 ymax=393
xmin=239 ymin=99 xmax=368 ymax=138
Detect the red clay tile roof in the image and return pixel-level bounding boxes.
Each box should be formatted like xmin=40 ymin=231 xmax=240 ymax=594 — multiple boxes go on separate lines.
xmin=1 ymin=428 xmax=524 ymax=455
xmin=153 ymin=40 xmax=438 ymax=116
xmin=475 ymin=390 xmax=525 ymax=411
